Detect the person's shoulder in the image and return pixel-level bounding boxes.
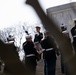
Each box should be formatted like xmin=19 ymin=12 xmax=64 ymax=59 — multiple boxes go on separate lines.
xmin=40 ymin=32 xmax=43 ymax=34
xmin=71 ymin=26 xmax=75 ymax=30
xmin=41 ymin=38 xmax=47 ymax=44
xmin=40 ymin=39 xmax=44 ymax=43
xmin=23 ymin=42 xmax=27 ymax=46
xmin=71 ymin=26 xmax=73 ymax=31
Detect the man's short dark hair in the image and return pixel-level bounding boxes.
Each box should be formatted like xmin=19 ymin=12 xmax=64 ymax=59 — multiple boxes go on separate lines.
xmin=36 ymin=26 xmax=40 ymax=29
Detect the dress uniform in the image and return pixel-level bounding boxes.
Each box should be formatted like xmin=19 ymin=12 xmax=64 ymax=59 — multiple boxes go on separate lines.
xmin=60 ymin=24 xmax=69 ymax=74
xmin=34 ymin=26 xmax=43 ymax=43
xmin=34 ymin=26 xmax=43 ymax=60
xmin=71 ymin=21 xmax=76 ymax=53
xmin=23 ymin=35 xmax=38 ymax=75
xmin=41 ymin=32 xmax=59 ymax=75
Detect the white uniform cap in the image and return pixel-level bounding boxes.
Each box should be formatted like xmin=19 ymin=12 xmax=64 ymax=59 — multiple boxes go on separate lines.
xmin=26 ymin=35 xmax=32 ymax=39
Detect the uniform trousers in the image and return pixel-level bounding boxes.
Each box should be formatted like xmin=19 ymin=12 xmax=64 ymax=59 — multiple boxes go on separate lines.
xmin=73 ymin=41 xmax=76 ymax=54
xmin=44 ymin=58 xmax=56 ymax=75
xmin=25 ymin=57 xmax=37 ymax=75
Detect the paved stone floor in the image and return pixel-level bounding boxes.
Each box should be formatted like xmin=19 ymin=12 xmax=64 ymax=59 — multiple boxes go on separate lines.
xmin=36 ymin=55 xmax=65 ymax=75
xmin=0 ymin=55 xmax=65 ymax=75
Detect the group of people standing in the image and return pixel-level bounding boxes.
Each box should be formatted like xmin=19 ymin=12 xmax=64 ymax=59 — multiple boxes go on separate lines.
xmin=23 ymin=26 xmax=59 ymax=75
xmin=4 ymin=20 xmax=76 ymax=75
xmin=22 ymin=20 xmax=76 ymax=75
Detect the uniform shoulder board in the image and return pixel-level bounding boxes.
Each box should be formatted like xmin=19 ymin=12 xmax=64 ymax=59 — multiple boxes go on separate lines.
xmin=23 ymin=42 xmax=27 ymax=47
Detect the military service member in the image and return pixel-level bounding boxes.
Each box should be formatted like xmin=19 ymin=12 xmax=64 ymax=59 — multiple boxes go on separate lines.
xmin=23 ymin=35 xmax=39 ymax=75
xmin=71 ymin=20 xmax=76 ymax=54
xmin=41 ymin=31 xmax=59 ymax=75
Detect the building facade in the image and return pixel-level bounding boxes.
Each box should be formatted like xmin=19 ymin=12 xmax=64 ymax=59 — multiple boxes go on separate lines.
xmin=47 ymin=2 xmax=76 ymax=42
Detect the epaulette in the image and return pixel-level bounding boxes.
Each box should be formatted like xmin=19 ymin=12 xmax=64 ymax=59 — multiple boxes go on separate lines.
xmin=23 ymin=42 xmax=27 ymax=46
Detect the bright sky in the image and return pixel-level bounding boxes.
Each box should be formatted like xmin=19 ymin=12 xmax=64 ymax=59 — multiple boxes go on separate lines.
xmin=0 ymin=0 xmax=76 ymax=29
